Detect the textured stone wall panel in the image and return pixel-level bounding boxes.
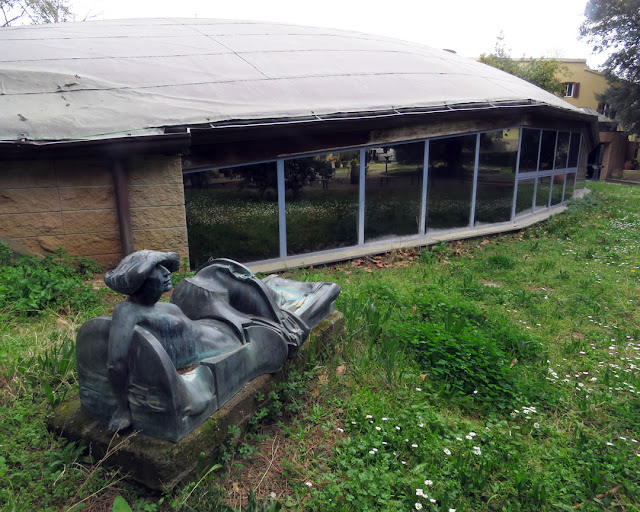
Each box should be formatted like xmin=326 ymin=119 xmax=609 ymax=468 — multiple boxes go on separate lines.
xmin=87 ymin=252 xmax=123 ymax=269
xmin=0 ymin=188 xmax=61 ymax=214
xmin=62 ymin=210 xmax=119 ymax=234
xmin=59 ymin=187 xmax=116 ymax=211
xmin=2 ymin=155 xmax=189 ymax=267
xmin=133 ymin=228 xmax=188 ymax=252
xmin=0 ymin=212 xmax=64 ymax=237
xmin=18 ymin=235 xmax=67 ymax=254
xmin=129 ymin=184 xmax=185 ymax=208
xmin=64 ymin=232 xmax=122 ymax=255
xmin=129 ymin=156 xmax=182 ymax=185
xmin=130 ymin=206 xmax=186 ymax=230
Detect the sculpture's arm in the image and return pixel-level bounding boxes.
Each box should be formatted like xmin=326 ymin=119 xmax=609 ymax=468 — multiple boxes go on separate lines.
xmin=107 ymin=302 xmax=138 ymax=413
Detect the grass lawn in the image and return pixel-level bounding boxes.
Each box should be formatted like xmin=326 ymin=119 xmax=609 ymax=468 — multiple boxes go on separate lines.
xmin=1 ymin=181 xmax=640 ymax=511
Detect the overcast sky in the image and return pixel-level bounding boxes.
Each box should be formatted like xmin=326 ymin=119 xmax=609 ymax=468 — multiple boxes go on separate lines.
xmin=69 ymin=0 xmax=607 ymax=68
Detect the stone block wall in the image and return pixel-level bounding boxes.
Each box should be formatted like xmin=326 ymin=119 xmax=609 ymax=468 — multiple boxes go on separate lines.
xmin=599 ymin=131 xmax=628 ymax=181
xmin=0 ymin=155 xmax=188 ymax=270
xmin=128 ymin=155 xmax=189 ymax=267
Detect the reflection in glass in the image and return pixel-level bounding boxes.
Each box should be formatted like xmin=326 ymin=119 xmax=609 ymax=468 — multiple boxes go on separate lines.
xmin=285 ymin=152 xmax=359 ymax=255
xmin=184 ymin=163 xmax=279 ymax=267
xmin=539 ymin=131 xmax=557 ymax=171
xmin=568 ymin=133 xmax=581 ymax=167
xmin=515 ymin=179 xmax=535 ymax=217
xmin=474 ymin=129 xmax=518 ymax=225
xmin=535 ymin=176 xmax=551 ymax=209
xmin=365 ymin=142 xmax=424 ymax=242
xmin=565 ymin=173 xmax=576 ymax=199
xmin=519 ymin=128 xmax=540 ymax=172
xmin=426 ymin=135 xmax=477 ymax=231
xmin=550 ymin=174 xmax=565 ymax=205
xmin=554 ymin=132 xmax=570 ymax=169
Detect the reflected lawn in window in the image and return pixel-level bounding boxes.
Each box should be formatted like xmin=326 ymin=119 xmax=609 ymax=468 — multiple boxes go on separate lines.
xmin=536 ymin=176 xmax=551 ymax=209
xmin=565 ymin=173 xmax=576 ymax=198
xmin=550 ymin=174 xmax=565 ymax=205
xmin=185 ymin=188 xmax=279 ymax=267
xmin=285 ymin=188 xmax=358 ymax=255
xmin=515 ymin=179 xmax=535 ymax=216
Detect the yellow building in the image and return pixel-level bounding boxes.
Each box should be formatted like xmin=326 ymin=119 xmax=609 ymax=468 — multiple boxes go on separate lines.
xmin=557 ymin=59 xmax=609 ymax=112
xmin=556 ymin=59 xmax=637 ymax=180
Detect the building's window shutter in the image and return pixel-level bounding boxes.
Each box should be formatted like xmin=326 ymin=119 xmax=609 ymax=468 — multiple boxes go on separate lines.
xmin=573 ymin=82 xmax=580 ymax=98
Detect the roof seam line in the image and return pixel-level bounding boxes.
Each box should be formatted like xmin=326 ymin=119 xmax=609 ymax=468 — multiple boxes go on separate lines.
xmin=182 ymin=22 xmax=271 ymax=80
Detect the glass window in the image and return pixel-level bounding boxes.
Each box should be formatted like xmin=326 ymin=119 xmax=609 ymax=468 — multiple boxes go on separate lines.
xmin=365 ymin=142 xmax=424 ymax=242
xmin=519 ymin=128 xmax=540 ymax=173
xmin=515 ymin=179 xmax=535 ymax=217
xmin=565 ymin=173 xmax=576 ymax=199
xmin=285 ymin=152 xmax=359 ymax=255
xmin=550 ymin=174 xmax=565 ymax=206
xmin=539 ymin=131 xmax=557 ymax=171
xmin=554 ymin=132 xmax=570 ymax=169
xmin=474 ymin=129 xmax=518 ymax=226
xmin=184 ymin=163 xmax=279 ymax=267
xmin=535 ymin=176 xmax=551 ymax=209
xmin=426 ymin=135 xmax=477 ymax=231
xmin=568 ymin=133 xmax=581 ymax=167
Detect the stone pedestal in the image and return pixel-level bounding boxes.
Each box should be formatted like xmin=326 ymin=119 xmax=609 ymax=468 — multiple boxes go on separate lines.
xmin=48 ymin=310 xmax=343 ymax=490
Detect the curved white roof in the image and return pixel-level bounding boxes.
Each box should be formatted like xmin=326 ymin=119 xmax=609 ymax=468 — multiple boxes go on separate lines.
xmin=0 ymin=18 xmax=586 ymax=143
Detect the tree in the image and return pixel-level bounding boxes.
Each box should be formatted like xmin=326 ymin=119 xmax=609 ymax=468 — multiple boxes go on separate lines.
xmin=580 ymin=0 xmax=640 ymax=136
xmin=479 ymin=33 xmax=569 ymax=96
xmin=1 ymin=0 xmax=73 ymax=27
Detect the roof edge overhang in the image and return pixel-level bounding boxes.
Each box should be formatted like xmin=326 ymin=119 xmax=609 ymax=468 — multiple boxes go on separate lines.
xmin=0 ymin=131 xmax=191 ymax=160
xmin=0 ymin=101 xmax=598 ymax=160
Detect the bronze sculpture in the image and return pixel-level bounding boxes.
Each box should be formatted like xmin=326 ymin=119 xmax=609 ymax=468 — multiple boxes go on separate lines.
xmin=76 ymin=250 xmax=339 ymax=442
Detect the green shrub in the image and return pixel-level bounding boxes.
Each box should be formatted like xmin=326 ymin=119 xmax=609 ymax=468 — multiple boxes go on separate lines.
xmin=0 ymin=244 xmax=102 ymax=320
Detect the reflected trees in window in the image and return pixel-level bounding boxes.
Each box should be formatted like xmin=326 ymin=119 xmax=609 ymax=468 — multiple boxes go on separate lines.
xmin=285 ymin=152 xmax=359 ymax=255
xmin=365 ymin=142 xmax=424 ymax=241
xmin=519 ymin=129 xmax=541 ymax=172
xmin=474 ymin=129 xmax=518 ymax=226
xmin=184 ymin=163 xmax=280 ymax=267
xmin=426 ymin=135 xmax=476 ymax=231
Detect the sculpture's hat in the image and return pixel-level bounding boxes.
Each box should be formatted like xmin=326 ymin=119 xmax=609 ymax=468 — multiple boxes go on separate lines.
xmin=104 ymin=250 xmax=180 ymax=295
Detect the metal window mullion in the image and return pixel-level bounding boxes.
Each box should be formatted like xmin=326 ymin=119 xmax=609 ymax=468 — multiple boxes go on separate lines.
xmin=511 ymin=127 xmax=523 ymax=221
xmin=565 ymin=132 xmax=572 ymax=169
xmin=358 ymin=148 xmax=365 ymax=245
xmin=548 ymin=131 xmax=559 ymax=207
xmin=561 ymin=173 xmax=568 ymax=203
xmin=470 ymin=133 xmax=481 ymax=227
xmin=277 ymin=159 xmax=287 ymax=258
xmin=420 ymin=140 xmax=429 ymax=235
xmin=532 ymin=129 xmax=542 ymax=212
xmin=577 ymin=134 xmax=585 ymax=183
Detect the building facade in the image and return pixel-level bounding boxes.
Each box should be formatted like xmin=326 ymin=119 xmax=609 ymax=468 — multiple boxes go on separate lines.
xmin=0 ymin=19 xmax=597 ymax=271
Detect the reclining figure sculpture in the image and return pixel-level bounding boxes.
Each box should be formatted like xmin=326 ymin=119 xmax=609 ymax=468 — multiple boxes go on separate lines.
xmin=76 ymin=250 xmax=340 ymax=442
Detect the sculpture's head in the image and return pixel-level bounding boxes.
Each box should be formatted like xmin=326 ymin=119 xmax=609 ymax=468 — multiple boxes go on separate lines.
xmin=104 ymin=250 xmax=180 ymax=301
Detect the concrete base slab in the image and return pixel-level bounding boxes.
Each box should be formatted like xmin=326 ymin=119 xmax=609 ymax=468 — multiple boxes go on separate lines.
xmin=48 ymin=310 xmax=344 ymax=490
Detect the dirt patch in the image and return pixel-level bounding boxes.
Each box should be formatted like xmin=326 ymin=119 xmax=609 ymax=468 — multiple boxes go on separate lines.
xmin=217 ymin=379 xmax=344 ymax=509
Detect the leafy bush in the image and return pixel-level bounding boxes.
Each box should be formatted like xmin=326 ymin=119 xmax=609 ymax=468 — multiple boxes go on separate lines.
xmin=0 ymin=244 xmax=102 ymax=319
xmin=391 ymin=289 xmax=542 ymax=410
